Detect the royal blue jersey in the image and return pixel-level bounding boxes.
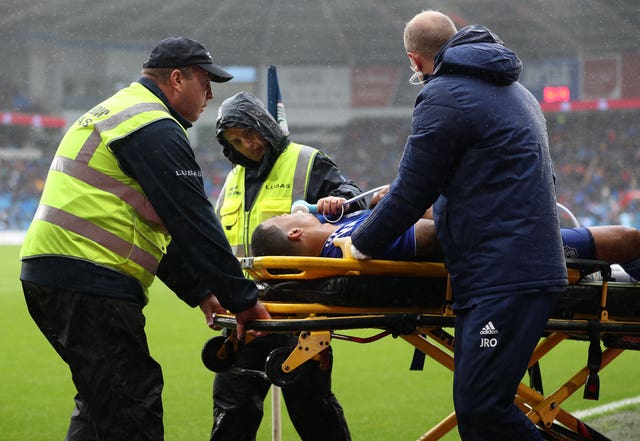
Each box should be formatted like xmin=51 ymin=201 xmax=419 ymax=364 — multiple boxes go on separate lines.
xmin=561 ymin=227 xmax=595 ymax=259
xmin=319 ymin=210 xmax=416 ymax=259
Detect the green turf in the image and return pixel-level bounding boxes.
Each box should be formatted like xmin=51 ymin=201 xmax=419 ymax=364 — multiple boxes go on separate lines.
xmin=2 ymin=244 xmax=639 ymax=440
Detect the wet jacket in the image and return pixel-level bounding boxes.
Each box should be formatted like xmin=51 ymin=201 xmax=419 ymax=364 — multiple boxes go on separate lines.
xmin=217 ymin=142 xmax=318 ymax=257
xmin=215 ymin=92 xmax=365 ymax=256
xmin=351 ymin=25 xmax=568 ymax=302
xmin=20 ymin=77 xmax=258 ymax=312
xmin=21 ymin=82 xmax=174 ymax=293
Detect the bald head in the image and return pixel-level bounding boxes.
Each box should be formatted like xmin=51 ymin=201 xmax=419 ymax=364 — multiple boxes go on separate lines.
xmin=404 ymin=10 xmax=457 ymax=61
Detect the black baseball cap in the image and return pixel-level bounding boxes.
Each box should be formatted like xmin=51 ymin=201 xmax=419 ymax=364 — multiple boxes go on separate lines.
xmin=143 ymin=36 xmax=233 ymax=83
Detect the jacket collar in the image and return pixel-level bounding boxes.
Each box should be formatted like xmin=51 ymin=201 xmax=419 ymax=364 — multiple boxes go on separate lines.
xmin=430 ymin=25 xmax=521 ymax=86
xmin=137 ymin=76 xmax=193 ymax=130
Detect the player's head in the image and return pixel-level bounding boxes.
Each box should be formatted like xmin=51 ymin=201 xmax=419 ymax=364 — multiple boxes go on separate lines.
xmin=252 ymin=212 xmax=321 ymax=257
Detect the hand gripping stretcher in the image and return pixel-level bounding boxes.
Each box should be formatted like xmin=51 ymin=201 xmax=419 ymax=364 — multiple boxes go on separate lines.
xmin=202 ymin=238 xmax=640 ymax=440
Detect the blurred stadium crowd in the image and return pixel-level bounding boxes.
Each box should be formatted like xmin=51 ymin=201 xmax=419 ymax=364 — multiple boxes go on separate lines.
xmin=332 ymin=112 xmax=640 ymax=229
xmin=1 ymin=82 xmax=638 ymax=231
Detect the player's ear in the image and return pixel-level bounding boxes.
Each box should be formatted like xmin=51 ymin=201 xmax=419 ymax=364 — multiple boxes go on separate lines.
xmin=288 ymin=227 xmax=303 ymax=241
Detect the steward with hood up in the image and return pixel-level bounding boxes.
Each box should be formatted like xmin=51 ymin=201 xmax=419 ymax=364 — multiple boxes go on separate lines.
xmin=215 ymin=91 xmax=365 ymax=257
xmin=351 ymin=25 xmax=568 ymax=301
xmin=211 ymin=90 xmax=355 ymax=441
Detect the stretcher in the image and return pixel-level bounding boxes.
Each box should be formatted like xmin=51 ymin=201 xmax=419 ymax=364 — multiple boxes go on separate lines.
xmin=203 ymin=247 xmax=640 ymax=440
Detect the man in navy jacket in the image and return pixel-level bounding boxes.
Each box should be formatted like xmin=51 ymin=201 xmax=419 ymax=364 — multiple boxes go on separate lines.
xmin=350 ymin=11 xmax=568 ymax=441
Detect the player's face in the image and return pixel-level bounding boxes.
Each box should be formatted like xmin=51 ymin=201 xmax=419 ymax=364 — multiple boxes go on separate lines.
xmin=267 ymin=211 xmax=320 ymax=232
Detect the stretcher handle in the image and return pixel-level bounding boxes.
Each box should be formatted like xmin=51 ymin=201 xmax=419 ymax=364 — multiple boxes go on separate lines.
xmin=213 ymin=313 xmax=456 ymax=333
xmin=240 ymin=255 xmax=448 ymax=280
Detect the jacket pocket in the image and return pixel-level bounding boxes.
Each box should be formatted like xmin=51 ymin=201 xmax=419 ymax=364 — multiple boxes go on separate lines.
xmin=219 ymin=198 xmax=242 ymax=231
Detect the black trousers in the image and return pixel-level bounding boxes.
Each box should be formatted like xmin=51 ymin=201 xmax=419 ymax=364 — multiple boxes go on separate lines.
xmin=210 ymin=334 xmax=351 ymax=441
xmin=22 ymin=281 xmax=164 ymax=441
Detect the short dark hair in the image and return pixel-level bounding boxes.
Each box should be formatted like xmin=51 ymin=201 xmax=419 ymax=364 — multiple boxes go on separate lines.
xmin=142 ymin=66 xmax=194 ymax=82
xmin=251 ymin=222 xmax=296 ymax=256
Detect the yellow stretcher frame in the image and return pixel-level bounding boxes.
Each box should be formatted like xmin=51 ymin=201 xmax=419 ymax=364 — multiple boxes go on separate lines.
xmin=209 ymin=254 xmax=640 ymax=441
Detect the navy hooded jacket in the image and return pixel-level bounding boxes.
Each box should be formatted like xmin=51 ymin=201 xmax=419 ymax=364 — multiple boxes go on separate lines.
xmin=351 ymin=25 xmax=568 ymax=302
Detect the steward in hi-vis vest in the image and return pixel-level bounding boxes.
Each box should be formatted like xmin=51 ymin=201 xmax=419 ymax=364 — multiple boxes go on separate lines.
xmin=19 ymin=36 xmax=269 ymax=441
xmin=215 ymin=91 xmax=366 ymax=257
xmin=21 ymin=82 xmax=174 ymax=292
xmin=21 ymin=77 xmax=257 ymax=312
xmin=210 ymin=91 xmax=363 ymax=441
xmin=217 ymin=142 xmax=316 ymax=257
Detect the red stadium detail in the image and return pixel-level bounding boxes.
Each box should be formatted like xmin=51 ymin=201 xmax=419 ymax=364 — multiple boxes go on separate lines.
xmin=543 ymin=86 xmax=571 ymax=103
xmin=619 ymin=190 xmax=640 ymax=210
xmin=1 ymin=111 xmax=66 ymax=128
xmin=540 ymin=98 xmax=640 ymax=112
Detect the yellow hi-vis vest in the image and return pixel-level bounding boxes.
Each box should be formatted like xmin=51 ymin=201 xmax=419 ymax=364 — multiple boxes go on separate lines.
xmin=216 ymin=142 xmax=317 ymax=257
xmin=20 ymin=82 xmax=178 ymax=294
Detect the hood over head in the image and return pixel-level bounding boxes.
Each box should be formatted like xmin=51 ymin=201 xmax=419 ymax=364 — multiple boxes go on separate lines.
xmin=216 ymin=91 xmax=289 ymax=168
xmin=431 ymin=25 xmax=522 ymax=86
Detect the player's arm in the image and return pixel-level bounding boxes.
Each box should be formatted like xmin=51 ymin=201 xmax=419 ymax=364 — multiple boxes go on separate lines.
xmin=414 ymin=218 xmax=442 ymax=258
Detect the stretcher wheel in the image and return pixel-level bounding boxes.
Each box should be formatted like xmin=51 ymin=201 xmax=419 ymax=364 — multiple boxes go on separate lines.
xmin=201 ymin=336 xmax=233 ymax=372
xmin=265 ymin=347 xmax=303 ymax=387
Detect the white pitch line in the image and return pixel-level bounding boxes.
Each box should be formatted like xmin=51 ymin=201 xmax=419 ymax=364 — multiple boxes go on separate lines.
xmin=572 ymin=396 xmax=640 ymax=419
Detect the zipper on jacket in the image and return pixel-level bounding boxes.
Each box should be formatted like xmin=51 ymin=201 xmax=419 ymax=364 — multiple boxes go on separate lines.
xmin=242 ymin=210 xmax=251 ymax=257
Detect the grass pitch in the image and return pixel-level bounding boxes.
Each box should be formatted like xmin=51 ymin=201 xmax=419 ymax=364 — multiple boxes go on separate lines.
xmin=2 ymin=245 xmax=639 ymax=440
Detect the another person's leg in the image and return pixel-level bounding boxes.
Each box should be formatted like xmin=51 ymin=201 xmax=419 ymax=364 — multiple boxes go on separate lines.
xmin=282 ymin=344 xmax=351 ymax=441
xmin=210 ymin=334 xmax=286 ymax=441
xmin=453 ymin=291 xmax=558 ymax=441
xmin=65 ymin=395 xmax=97 ymax=441
xmin=23 ymin=282 xmax=164 ymax=441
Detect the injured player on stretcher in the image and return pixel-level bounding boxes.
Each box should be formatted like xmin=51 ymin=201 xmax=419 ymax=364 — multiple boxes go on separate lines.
xmin=251 ymin=207 xmax=640 ymax=282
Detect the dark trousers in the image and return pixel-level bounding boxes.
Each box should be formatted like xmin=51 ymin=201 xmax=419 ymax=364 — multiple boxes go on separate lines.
xmin=210 ymin=334 xmax=351 ymax=441
xmin=22 ymin=281 xmax=164 ymax=441
xmin=453 ymin=291 xmax=559 ymax=441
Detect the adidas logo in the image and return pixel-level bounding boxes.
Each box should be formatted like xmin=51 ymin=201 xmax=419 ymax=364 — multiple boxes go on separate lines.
xmin=480 ymin=321 xmax=499 ymax=335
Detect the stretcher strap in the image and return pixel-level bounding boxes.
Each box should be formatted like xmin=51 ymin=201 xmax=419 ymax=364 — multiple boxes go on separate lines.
xmin=410 ymin=336 xmax=426 ymax=371
xmin=583 ymin=319 xmax=602 ymax=400
xmin=528 ymin=362 xmax=544 ymax=395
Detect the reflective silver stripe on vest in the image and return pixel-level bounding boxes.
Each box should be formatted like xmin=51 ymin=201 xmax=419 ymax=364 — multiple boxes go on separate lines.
xmin=230 ymin=244 xmax=244 ymax=257
xmin=292 ymin=146 xmax=316 ymax=201
xmin=215 ymin=181 xmax=227 ymax=216
xmin=51 ymin=155 xmax=165 ymax=229
xmin=35 ymin=205 xmax=158 ymax=274
xmin=76 ymin=103 xmax=168 ymax=163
